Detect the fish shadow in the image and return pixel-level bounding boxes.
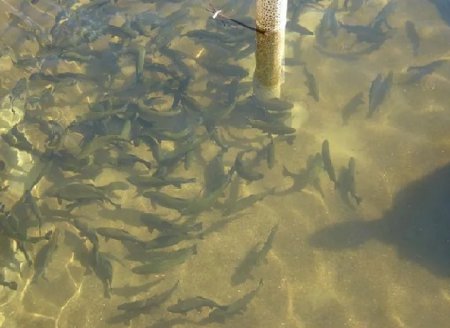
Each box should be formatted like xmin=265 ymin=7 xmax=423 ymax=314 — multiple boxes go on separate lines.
xmin=309 ymin=163 xmax=450 ymax=277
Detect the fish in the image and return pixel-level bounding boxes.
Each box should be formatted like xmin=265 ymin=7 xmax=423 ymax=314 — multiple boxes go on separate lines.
xmin=131 ymin=245 xmax=197 ymax=274
xmin=371 ymin=0 xmax=396 ymax=31
xmin=321 ymin=140 xmax=338 ymax=187
xmin=231 ymin=225 xmax=278 ymax=285
xmin=71 ymin=218 xmax=99 ymax=248
xmin=247 ymin=119 xmax=296 ymax=135
xmin=140 ymin=213 xmax=202 ymax=235
xmin=405 ymin=21 xmax=420 ymax=56
xmin=45 ymin=182 xmax=122 ymax=209
xmin=96 ymin=227 xmax=144 ymax=245
xmin=338 ymin=157 xmax=362 ymax=207
xmin=142 ymin=191 xmax=190 ymax=212
xmin=127 ymin=175 xmax=196 ymax=189
xmin=157 ymin=134 xmax=208 ymax=167
xmin=23 ymin=190 xmax=43 ymax=236
xmin=368 ymin=72 xmax=393 ymax=117
xmin=117 ymin=281 xmax=179 ymax=312
xmin=197 ymin=59 xmax=248 ymax=79
xmin=223 ymin=188 xmax=275 ymax=216
xmin=181 ymin=171 xmax=232 ymax=216
xmin=341 ymin=92 xmax=365 ymax=124
xmin=142 ymin=232 xmax=200 ymax=250
xmin=112 ymin=278 xmax=164 ymax=297
xmin=135 ymin=46 xmax=146 ymax=83
xmin=204 ymin=151 xmax=227 ymax=194
xmin=339 ymin=23 xmax=388 ymax=44
xmin=92 ymin=246 xmax=113 ymax=298
xmin=32 ymin=229 xmax=60 ymax=282
xmin=167 ymin=296 xmax=226 ymax=314
xmin=403 ymin=60 xmax=448 ymax=84
xmin=113 ymin=153 xmax=152 ymax=169
xmin=203 ymin=279 xmax=263 ymax=323
xmin=234 ymin=151 xmax=264 ymax=182
xmin=303 ymin=66 xmax=319 ymax=102
xmin=78 ymin=135 xmax=128 ymax=159
xmin=316 ymin=0 xmax=339 ymax=46
xmin=280 ymin=152 xmax=324 ymax=196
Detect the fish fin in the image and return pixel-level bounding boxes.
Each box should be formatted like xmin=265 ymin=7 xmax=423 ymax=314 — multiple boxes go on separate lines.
xmin=282 ymin=166 xmax=295 ymax=177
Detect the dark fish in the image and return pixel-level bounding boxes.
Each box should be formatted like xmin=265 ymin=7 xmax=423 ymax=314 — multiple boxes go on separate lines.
xmin=140 ymin=213 xmax=202 ymax=234
xmin=197 ymin=59 xmax=248 ymax=79
xmin=204 ymin=151 xmax=227 ymax=194
xmin=321 ymin=140 xmax=338 ymax=187
xmin=32 ymin=229 xmax=60 ymax=282
xmin=403 ymin=60 xmax=448 ymax=84
xmin=231 ymin=225 xmax=278 ymax=285
xmin=203 ymin=279 xmax=263 ymax=323
xmin=167 ymin=296 xmax=226 ymax=314
xmin=135 ymin=46 xmax=145 ymax=83
xmin=234 ymin=151 xmax=264 ymax=182
xmin=368 ymin=72 xmax=393 ymax=117
xmin=371 ymin=0 xmax=396 ymax=30
xmin=127 ymin=175 xmax=195 ymax=189
xmin=247 ymin=119 xmax=296 ymax=135
xmin=71 ymin=218 xmax=99 ymax=248
xmin=338 ymin=157 xmax=362 ymax=207
xmin=341 ymin=92 xmax=365 ymax=124
xmin=183 ymin=30 xmax=238 ymax=44
xmin=405 ymin=21 xmax=420 ymax=56
xmin=78 ymin=135 xmax=128 ymax=159
xmin=131 ymin=245 xmax=197 ymax=274
xmin=223 ymin=188 xmax=275 ymax=216
xmin=280 ymin=153 xmax=324 ymax=196
xmin=158 ymin=134 xmax=208 ymax=167
xmin=45 ymin=182 xmax=121 ymax=209
xmin=117 ymin=281 xmax=179 ymax=312
xmin=316 ymin=0 xmax=339 ymax=46
xmin=339 ymin=23 xmax=388 ymax=44
xmin=143 ymin=232 xmax=200 ymax=250
xmin=92 ymin=246 xmax=113 ymax=298
xmin=303 ymin=65 xmax=319 ymax=102
xmin=22 ymin=190 xmax=43 ymax=236
xmin=142 ymin=191 xmax=189 ymax=212
xmin=112 ymin=278 xmax=164 ymax=297
xmin=96 ymin=227 xmax=144 ymax=245
xmin=181 ymin=171 xmax=232 ymax=216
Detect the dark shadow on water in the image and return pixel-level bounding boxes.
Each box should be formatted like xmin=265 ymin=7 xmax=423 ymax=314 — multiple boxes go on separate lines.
xmin=309 ymin=163 xmax=450 ymax=277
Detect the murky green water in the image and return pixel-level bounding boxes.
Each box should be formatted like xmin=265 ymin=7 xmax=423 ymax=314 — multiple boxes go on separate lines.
xmin=1 ymin=0 xmax=450 ymax=327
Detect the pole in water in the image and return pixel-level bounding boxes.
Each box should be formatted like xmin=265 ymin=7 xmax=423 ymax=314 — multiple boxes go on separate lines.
xmin=254 ymin=0 xmax=288 ymax=99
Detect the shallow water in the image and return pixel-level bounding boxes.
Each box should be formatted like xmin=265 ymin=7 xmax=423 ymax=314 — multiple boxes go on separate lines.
xmin=0 ymin=0 xmax=450 ymax=327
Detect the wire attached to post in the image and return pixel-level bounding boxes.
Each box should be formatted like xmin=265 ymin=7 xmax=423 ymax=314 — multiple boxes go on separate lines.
xmin=206 ymin=3 xmax=266 ymax=35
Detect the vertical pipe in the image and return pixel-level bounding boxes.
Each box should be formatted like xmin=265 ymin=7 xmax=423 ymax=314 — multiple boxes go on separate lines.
xmin=254 ymin=0 xmax=288 ymax=100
